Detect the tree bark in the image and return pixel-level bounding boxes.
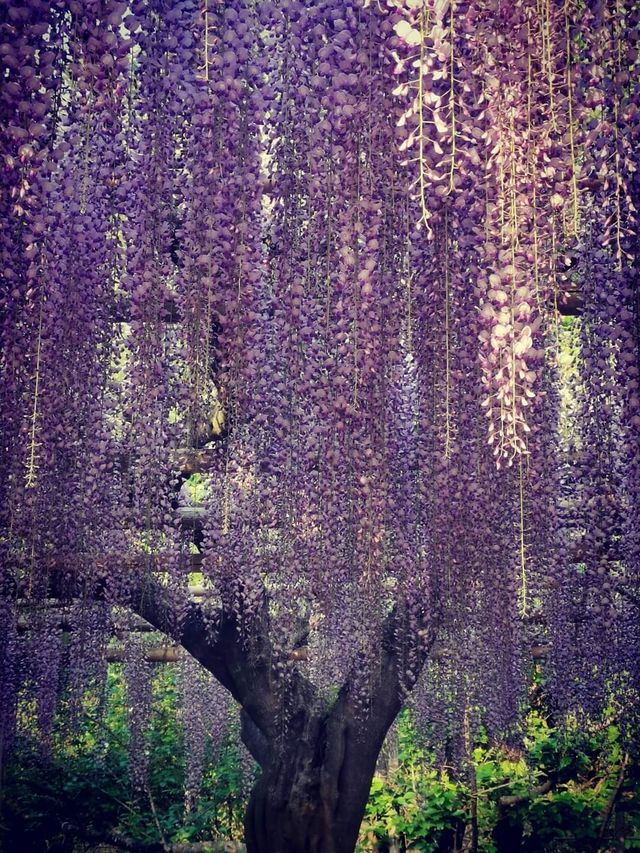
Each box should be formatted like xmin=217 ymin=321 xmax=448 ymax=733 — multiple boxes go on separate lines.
xmin=240 ymin=611 xmax=426 ymax=853
xmin=243 ymin=685 xmax=401 ymax=853
xmin=20 ymin=570 xmax=433 ymax=853
xmin=127 ymin=579 xmax=431 ymax=853
xmin=492 ymin=812 xmax=524 ymax=853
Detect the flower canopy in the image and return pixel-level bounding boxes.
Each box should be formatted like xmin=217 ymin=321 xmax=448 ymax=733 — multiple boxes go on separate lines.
xmin=1 ymin=0 xmax=639 ymax=769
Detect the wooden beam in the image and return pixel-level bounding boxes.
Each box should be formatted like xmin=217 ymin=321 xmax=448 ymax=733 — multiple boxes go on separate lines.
xmin=171 ymin=448 xmax=217 ymax=475
xmin=178 ymin=505 xmax=207 ymax=525
xmin=110 ymin=286 xmax=584 ymax=324
xmin=81 ymin=826 xmax=245 ymax=852
xmin=14 ymin=585 xmax=219 ymax=609
xmin=101 ymin=641 xmax=552 ymax=666
xmin=11 ymin=552 xmax=204 ymax=581
xmin=107 ymin=644 xmax=181 ymax=663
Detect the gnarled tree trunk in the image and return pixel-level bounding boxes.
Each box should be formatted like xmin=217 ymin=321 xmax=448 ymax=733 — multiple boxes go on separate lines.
xmin=131 ymin=580 xmax=430 ymax=853
xmin=242 ymin=683 xmax=401 ymax=853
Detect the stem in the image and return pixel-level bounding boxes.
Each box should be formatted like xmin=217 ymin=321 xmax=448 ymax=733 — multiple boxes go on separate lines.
xmin=540 ymin=0 xmax=557 ymax=130
xmin=406 ymin=267 xmax=413 ymax=353
xmin=25 ymin=294 xmax=45 ymax=489
xmin=526 ymin=19 xmax=542 ymax=310
xmin=448 ymin=0 xmax=457 ymax=195
xmin=222 ymin=452 xmax=231 ymax=535
xmin=443 ymin=211 xmax=452 ymax=460
xmin=464 ymin=708 xmax=478 ymax=853
xmin=417 ymin=5 xmax=433 ymax=237
xmin=598 ymin=753 xmax=629 ymax=846
xmin=353 ymin=149 xmax=362 ymax=409
xmin=612 ymin=0 xmax=623 ymax=272
xmin=564 ymin=0 xmax=579 ymax=237
xmin=325 ymin=151 xmax=334 ymax=337
xmin=146 ymin=783 xmax=168 ymax=850
xmin=508 ymin=110 xmax=523 ymax=461
xmin=203 ymin=0 xmax=209 ymax=82
xmin=518 ymin=458 xmax=527 ymax=616
xmin=79 ymin=116 xmax=91 ymax=214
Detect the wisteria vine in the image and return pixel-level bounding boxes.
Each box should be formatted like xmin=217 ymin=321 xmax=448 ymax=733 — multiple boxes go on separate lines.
xmin=1 ymin=0 xmax=639 ymax=798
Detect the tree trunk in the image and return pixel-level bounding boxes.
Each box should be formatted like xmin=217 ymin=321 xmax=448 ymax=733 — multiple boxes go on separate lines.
xmin=243 ymin=701 xmax=397 ymax=853
xmin=129 ymin=580 xmax=431 ymax=853
xmin=492 ymin=812 xmax=523 ymax=853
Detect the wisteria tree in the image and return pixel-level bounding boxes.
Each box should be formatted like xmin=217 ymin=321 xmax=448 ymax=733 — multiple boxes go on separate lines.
xmin=1 ymin=1 xmax=639 ymax=852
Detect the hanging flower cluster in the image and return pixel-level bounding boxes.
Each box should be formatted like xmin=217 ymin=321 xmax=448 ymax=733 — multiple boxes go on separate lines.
xmin=538 ymin=0 xmax=640 ymax=722
xmin=179 ymin=655 xmax=231 ymax=810
xmin=391 ymin=0 xmax=581 ymax=467
xmin=0 ymin=0 xmax=638 ymax=781
xmin=123 ymin=635 xmax=153 ymax=790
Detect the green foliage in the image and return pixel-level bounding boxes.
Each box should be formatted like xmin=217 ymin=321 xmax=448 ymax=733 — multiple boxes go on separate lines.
xmin=360 ymin=721 xmax=466 ymax=852
xmin=3 ymin=670 xmax=639 ymax=853
xmin=0 ymin=666 xmax=248 ymax=852
xmin=358 ymin=710 xmax=640 ymax=852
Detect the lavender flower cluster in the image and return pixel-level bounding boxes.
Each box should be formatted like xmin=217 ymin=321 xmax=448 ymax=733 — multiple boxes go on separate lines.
xmin=1 ymin=0 xmax=638 ymax=784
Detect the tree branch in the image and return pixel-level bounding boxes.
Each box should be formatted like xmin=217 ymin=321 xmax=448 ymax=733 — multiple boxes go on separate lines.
xmin=128 ymin=577 xmax=279 ymax=741
xmin=498 ymin=778 xmax=554 ymax=808
xmin=598 ymin=753 xmax=629 ymax=845
xmin=240 ymin=709 xmax=271 ymax=767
